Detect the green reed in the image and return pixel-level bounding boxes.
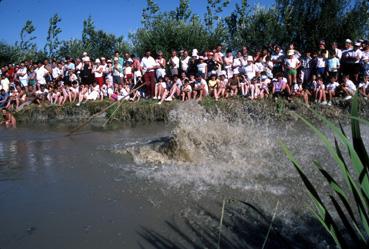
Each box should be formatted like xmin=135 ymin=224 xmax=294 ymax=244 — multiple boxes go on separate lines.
xmin=281 ymin=93 xmax=369 ymax=248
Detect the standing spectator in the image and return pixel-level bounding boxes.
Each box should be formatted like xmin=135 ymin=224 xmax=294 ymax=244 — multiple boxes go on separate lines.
xmin=301 ymin=52 xmax=313 ymax=84
xmin=17 ymin=62 xmax=28 ymax=87
xmin=285 ymin=50 xmax=301 ymax=86
xmin=156 ymin=51 xmax=166 ymax=80
xmin=35 ymin=62 xmax=49 ymax=85
xmin=271 ymin=45 xmax=285 ymax=75
xmin=223 ymin=49 xmax=234 ymax=78
xmin=331 ymin=42 xmax=342 ymax=59
xmin=141 ymin=50 xmax=157 ymax=98
xmin=327 ymin=51 xmax=340 ymax=78
xmin=180 ymin=50 xmax=190 ymax=74
xmin=214 ymin=44 xmax=224 ymax=72
xmin=169 ymin=50 xmax=180 ymax=76
xmin=92 ymin=59 xmax=104 ymax=87
xmin=113 ymin=58 xmax=123 ymax=85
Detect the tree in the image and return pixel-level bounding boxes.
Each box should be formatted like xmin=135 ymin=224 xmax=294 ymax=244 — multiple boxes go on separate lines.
xmin=275 ymin=0 xmax=369 ymax=51
xmin=44 ymin=14 xmax=62 ymax=58
xmin=175 ymin=0 xmax=192 ymax=22
xmin=204 ymin=0 xmax=230 ymax=30
xmin=80 ymin=16 xmax=130 ymax=59
xmin=58 ymin=39 xmax=85 ymax=59
xmin=18 ymin=20 xmax=36 ymax=51
xmin=142 ymin=0 xmax=160 ymax=28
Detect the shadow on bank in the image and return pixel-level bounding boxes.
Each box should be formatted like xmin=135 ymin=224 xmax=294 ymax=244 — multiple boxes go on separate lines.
xmin=137 ymin=201 xmax=333 ymax=249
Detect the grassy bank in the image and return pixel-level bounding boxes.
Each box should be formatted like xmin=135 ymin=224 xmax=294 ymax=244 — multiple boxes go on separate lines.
xmin=9 ymin=97 xmax=369 ymax=124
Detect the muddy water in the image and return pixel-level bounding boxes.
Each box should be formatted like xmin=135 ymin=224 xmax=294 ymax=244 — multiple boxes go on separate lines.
xmin=0 ymin=107 xmax=356 ymax=249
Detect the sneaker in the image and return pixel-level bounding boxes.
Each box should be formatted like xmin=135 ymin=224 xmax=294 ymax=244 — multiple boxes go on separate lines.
xmin=157 ymin=102 xmax=162 ymax=105
xmin=328 ymin=101 xmax=332 ymax=106
xmin=76 ymin=103 xmax=80 ymax=106
xmin=321 ymin=101 xmax=327 ymax=105
xmin=344 ymin=96 xmax=352 ymax=100
xmin=153 ymin=96 xmax=158 ymax=100
xmin=165 ymin=97 xmax=172 ymax=102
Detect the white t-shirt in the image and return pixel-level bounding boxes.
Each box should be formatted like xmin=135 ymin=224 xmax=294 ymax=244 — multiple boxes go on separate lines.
xmin=317 ymin=57 xmax=326 ymax=68
xmin=170 ymin=56 xmax=180 ymax=69
xmin=286 ymin=58 xmax=299 ymax=69
xmin=52 ymin=67 xmax=62 ymax=79
xmin=94 ymin=65 xmax=104 ymax=78
xmin=181 ymin=56 xmax=190 ymax=71
xmin=1 ymin=78 xmax=10 ymax=92
xmin=327 ymin=82 xmax=339 ymax=91
xmin=17 ymin=67 xmax=28 ymax=86
xmin=245 ymin=64 xmax=256 ymax=80
xmin=197 ymin=63 xmax=207 ymax=74
xmin=35 ymin=66 xmax=49 ymax=85
xmin=141 ymin=56 xmax=157 ymax=73
xmin=346 ymin=80 xmax=357 ymax=92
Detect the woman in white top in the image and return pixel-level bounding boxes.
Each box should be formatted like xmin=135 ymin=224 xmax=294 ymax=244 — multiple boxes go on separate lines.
xmin=223 ymin=49 xmax=234 ymax=78
xmin=156 ymin=51 xmax=166 ymax=79
xmin=245 ymin=56 xmax=256 ymax=81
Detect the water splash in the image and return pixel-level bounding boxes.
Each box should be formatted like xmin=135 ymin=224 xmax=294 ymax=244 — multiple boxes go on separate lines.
xmin=119 ymin=101 xmax=318 ymax=197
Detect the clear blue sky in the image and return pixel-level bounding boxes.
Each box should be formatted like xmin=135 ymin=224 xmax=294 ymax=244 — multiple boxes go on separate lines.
xmin=0 ymin=0 xmax=273 ymax=48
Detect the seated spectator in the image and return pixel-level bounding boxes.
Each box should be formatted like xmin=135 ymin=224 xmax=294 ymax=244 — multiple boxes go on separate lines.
xmin=342 ymin=75 xmax=357 ymax=100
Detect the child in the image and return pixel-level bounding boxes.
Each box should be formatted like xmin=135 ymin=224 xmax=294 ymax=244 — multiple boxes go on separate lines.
xmin=228 ymin=73 xmax=239 ymax=97
xmin=259 ymin=75 xmax=270 ymax=99
xmin=207 ymin=73 xmax=219 ymax=100
xmin=326 ymin=76 xmax=340 ymax=105
xmin=153 ymin=77 xmax=165 ymax=100
xmin=217 ymin=73 xmax=228 ymax=99
xmin=181 ymin=79 xmax=192 ymax=101
xmin=327 ymin=51 xmax=340 ymax=78
xmin=192 ymin=74 xmax=208 ymax=101
xmin=342 ymin=75 xmax=357 ymax=100
xmin=316 ymin=77 xmax=327 ymax=105
xmin=358 ymin=75 xmax=369 ymax=98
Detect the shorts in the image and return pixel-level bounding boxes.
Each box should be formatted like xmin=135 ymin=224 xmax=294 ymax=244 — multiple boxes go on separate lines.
xmin=288 ymin=69 xmax=297 ymax=75
xmin=317 ymin=67 xmax=325 ymax=76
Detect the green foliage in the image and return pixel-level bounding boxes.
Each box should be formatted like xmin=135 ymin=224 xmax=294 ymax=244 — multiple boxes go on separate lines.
xmin=58 ymin=39 xmax=85 ymax=59
xmin=275 ymin=0 xmax=369 ymax=50
xmin=282 ymin=94 xmax=369 ymax=248
xmin=44 ymin=14 xmax=62 ymax=58
xmin=175 ymin=0 xmax=192 ymax=21
xmin=81 ymin=16 xmax=130 ymax=59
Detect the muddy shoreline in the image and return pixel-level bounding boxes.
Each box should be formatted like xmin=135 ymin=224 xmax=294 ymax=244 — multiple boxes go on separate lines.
xmin=9 ymin=97 xmax=369 ymax=124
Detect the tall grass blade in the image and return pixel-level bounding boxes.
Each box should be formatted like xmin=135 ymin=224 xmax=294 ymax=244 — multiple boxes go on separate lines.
xmin=280 ymin=143 xmax=346 ymax=248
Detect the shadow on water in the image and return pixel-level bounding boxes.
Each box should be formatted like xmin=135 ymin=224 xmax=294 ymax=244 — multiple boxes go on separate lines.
xmin=137 ymin=201 xmax=333 ymax=249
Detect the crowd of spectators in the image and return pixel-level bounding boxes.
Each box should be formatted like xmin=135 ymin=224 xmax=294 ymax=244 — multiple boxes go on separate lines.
xmin=1 ymin=38 xmax=368 ymax=113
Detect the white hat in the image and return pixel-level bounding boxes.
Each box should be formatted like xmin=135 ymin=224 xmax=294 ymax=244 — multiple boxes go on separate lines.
xmin=95 ymin=58 xmax=101 ymax=63
xmin=83 ymin=52 xmax=88 ymax=56
xmin=101 ymin=57 xmax=106 ymax=61
xmin=345 ymin=39 xmax=352 ymax=43
xmin=355 ymin=42 xmax=361 ymax=47
xmin=107 ymin=59 xmax=112 ymax=63
xmin=247 ymin=55 xmax=253 ymax=61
